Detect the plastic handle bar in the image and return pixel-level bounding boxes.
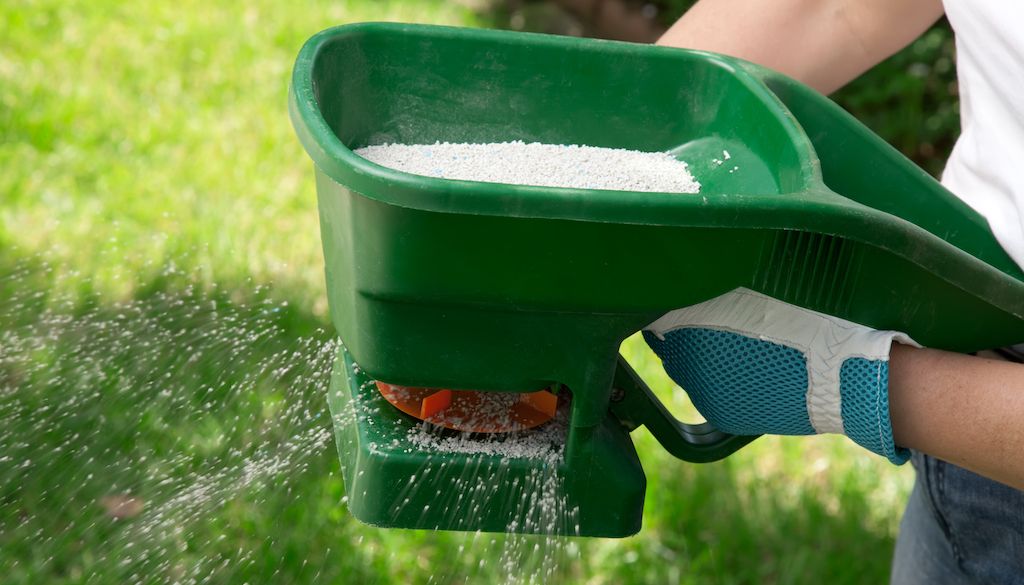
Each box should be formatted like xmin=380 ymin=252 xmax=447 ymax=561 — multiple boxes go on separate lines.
xmin=609 ymin=355 xmax=757 ymax=463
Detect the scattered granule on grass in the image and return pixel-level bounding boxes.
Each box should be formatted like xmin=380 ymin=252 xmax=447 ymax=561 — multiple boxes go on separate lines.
xmin=355 ymin=140 xmax=700 ymax=194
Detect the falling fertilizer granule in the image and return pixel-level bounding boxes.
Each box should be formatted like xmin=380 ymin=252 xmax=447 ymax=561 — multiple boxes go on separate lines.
xmin=355 ymin=141 xmax=701 ymax=194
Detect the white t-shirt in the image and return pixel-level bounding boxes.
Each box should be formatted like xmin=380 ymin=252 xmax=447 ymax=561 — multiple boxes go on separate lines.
xmin=942 ymin=0 xmax=1024 ymax=270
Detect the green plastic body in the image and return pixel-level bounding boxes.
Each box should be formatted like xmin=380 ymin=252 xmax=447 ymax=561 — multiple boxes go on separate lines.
xmin=328 ymin=345 xmax=647 ymax=535
xmin=291 ymin=23 xmax=1024 ymax=538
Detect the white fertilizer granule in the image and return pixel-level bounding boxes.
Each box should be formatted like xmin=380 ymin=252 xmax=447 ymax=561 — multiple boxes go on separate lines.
xmin=354 ymin=140 xmax=701 ymax=194
xmin=400 ymin=397 xmax=571 ymax=462
xmin=405 ymin=418 xmax=566 ymax=463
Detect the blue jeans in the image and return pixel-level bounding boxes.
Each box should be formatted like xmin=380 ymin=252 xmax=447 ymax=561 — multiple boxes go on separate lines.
xmin=890 ymin=451 xmax=1024 ymax=584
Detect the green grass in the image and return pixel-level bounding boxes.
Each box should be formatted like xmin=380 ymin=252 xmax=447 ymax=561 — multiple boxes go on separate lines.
xmin=1 ymin=1 xmax=913 ymax=583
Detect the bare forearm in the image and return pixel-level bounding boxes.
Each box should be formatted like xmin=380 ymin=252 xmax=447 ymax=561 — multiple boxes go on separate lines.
xmin=657 ymin=0 xmax=944 ymax=94
xmin=889 ymin=345 xmax=1024 ymax=490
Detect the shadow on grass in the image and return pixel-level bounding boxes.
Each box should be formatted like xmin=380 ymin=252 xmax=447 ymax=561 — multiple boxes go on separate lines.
xmin=0 ymin=245 xmax=900 ymax=585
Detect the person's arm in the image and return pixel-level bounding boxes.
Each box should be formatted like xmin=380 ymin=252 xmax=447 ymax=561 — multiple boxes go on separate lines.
xmin=890 ymin=346 xmax=1024 ymax=491
xmin=657 ymin=0 xmax=945 ymax=94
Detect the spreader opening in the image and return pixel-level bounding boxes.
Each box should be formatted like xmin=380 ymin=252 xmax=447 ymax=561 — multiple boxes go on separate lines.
xmin=375 ymin=382 xmax=560 ymax=433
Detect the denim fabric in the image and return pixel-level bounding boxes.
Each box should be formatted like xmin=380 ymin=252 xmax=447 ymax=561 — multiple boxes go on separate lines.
xmin=891 ymin=451 xmax=1024 ymax=585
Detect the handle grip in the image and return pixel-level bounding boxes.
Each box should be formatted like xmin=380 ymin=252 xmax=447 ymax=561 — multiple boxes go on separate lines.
xmin=608 ymin=355 xmax=756 ymax=463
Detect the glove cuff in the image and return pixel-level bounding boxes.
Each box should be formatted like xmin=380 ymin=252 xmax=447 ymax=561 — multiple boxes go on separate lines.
xmin=839 ymin=357 xmax=911 ymax=465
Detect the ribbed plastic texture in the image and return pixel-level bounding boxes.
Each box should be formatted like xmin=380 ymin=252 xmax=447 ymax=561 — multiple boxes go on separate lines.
xmin=644 ymin=328 xmax=815 ymax=435
xmin=839 ymin=358 xmax=910 ymax=464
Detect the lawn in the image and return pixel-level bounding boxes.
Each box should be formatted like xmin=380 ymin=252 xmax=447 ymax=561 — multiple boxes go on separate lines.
xmin=1 ymin=1 xmax=913 ymax=583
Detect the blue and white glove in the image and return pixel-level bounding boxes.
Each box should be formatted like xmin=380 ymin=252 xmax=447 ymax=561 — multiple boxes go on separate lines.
xmin=643 ymin=288 xmax=920 ymax=464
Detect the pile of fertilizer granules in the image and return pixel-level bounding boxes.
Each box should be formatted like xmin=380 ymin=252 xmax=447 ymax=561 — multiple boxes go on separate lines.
xmin=404 ymin=421 xmax=566 ymax=462
xmin=355 ymin=140 xmax=700 ymax=194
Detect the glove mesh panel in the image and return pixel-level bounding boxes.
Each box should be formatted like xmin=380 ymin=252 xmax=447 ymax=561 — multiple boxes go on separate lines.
xmin=644 ymin=328 xmax=815 ymax=436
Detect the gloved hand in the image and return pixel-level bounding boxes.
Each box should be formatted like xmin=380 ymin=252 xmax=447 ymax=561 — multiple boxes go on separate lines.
xmin=643 ymin=288 xmax=920 ymax=464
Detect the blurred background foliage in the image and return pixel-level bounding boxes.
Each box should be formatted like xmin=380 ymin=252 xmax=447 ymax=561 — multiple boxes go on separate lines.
xmin=480 ymin=0 xmax=960 ymax=177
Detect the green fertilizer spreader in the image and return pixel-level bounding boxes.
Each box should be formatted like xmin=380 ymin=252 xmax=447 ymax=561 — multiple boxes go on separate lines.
xmin=290 ymin=22 xmax=1024 ymax=538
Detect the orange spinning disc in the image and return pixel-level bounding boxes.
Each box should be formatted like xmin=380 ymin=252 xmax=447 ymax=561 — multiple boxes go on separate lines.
xmin=375 ymin=382 xmax=559 ymax=433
